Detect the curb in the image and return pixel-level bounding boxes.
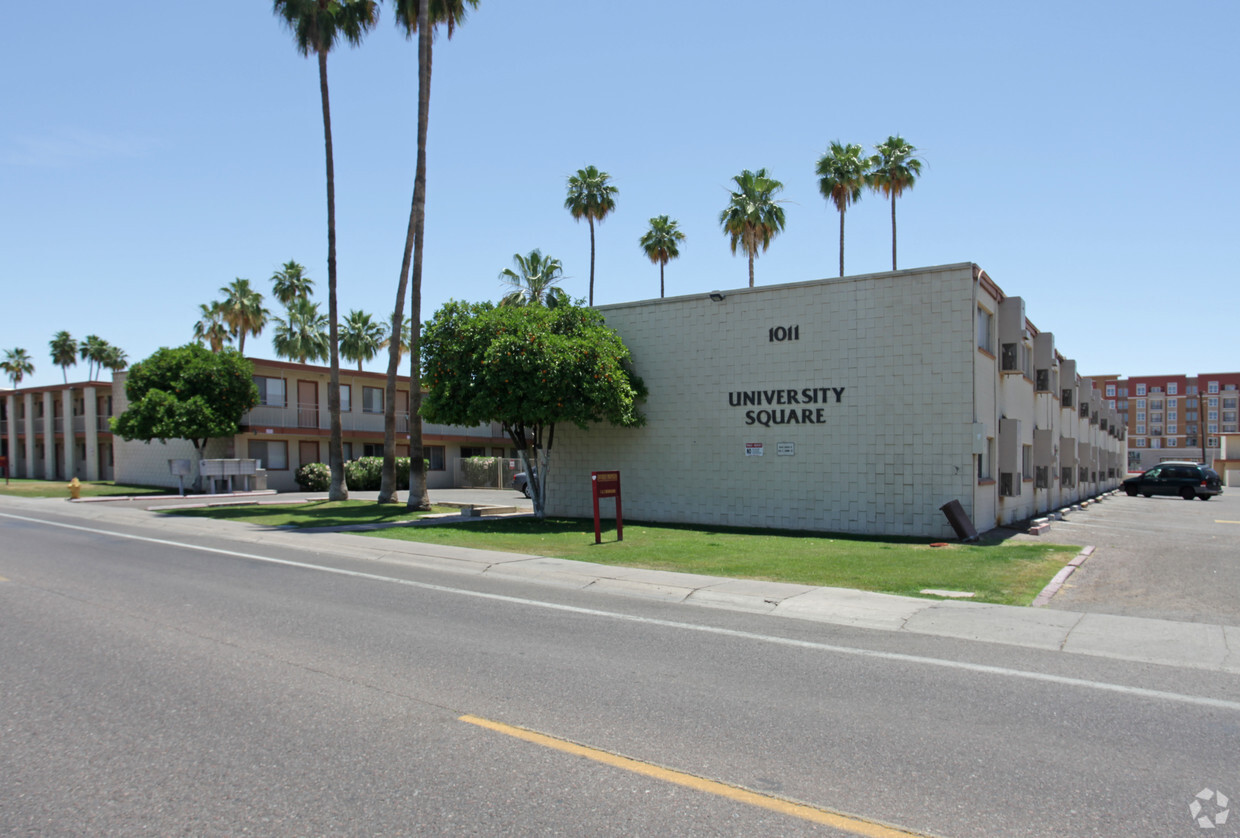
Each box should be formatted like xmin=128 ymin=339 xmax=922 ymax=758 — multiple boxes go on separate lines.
xmin=1031 ymin=546 xmax=1096 ymax=607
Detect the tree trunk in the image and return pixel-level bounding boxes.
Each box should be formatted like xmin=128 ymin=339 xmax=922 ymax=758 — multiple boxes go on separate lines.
xmin=588 ymin=216 xmax=596 ymax=306
xmin=319 ymin=49 xmax=347 ymax=501
xmin=748 ymin=249 xmax=755 ymax=288
xmin=659 ymin=261 xmax=665 ymax=298
xmin=890 ymin=194 xmax=898 ymax=271
xmin=405 ymin=0 xmax=432 ymax=511
xmin=839 ymin=208 xmax=846 ymax=277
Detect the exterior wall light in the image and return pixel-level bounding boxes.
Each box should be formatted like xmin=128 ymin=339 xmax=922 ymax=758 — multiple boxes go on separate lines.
xmin=708 ymin=291 xmax=726 ymax=302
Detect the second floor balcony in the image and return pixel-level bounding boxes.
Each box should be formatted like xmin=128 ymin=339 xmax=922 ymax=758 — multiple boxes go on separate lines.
xmin=242 ymin=402 xmax=496 ymax=439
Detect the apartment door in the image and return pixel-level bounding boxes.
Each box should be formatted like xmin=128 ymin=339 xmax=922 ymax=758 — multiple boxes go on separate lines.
xmin=299 ymin=440 xmax=320 ymax=467
xmin=297 ymin=380 xmax=319 ymax=428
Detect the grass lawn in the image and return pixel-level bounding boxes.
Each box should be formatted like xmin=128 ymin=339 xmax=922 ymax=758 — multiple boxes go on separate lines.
xmin=169 ymin=501 xmax=1079 ymax=605
xmin=167 ymin=500 xmax=456 ymax=529
xmin=0 ymin=479 xmax=173 ymax=499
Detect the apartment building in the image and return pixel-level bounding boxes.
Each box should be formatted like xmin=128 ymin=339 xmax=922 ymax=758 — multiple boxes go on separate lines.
xmin=3 ymin=358 xmax=511 ymax=492
xmin=547 ymin=263 xmax=1123 ymax=538
xmin=1092 ymin=371 xmax=1240 ymax=472
xmin=1 ymin=380 xmax=115 ymax=481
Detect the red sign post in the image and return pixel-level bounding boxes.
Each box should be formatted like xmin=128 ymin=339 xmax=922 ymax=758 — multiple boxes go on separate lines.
xmin=0 ymin=456 xmax=8 ymax=485
xmin=591 ymin=470 xmax=622 ymax=544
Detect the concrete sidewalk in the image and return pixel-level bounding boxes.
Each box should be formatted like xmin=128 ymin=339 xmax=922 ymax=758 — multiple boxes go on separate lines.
xmin=6 ymin=493 xmax=1238 ymax=675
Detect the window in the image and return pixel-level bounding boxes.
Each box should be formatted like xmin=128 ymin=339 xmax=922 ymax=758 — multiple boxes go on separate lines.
xmin=1209 ymin=397 xmax=1219 ymax=408
xmin=1136 ymin=399 xmax=1146 ymax=409
xmin=1208 ymin=381 xmax=1219 ymax=394
xmin=362 ymin=386 xmax=384 ymax=414
xmin=1168 ymin=424 xmax=1177 ymax=434
xmin=1118 ymin=387 xmax=1128 ymax=397
xmin=977 ymin=438 xmax=993 ymax=482
xmin=1150 ymin=399 xmax=1163 ymax=409
xmin=1022 ymin=445 xmax=1033 ymax=480
xmin=460 ymin=446 xmax=487 ymax=458
xmin=1168 ymin=382 xmax=1178 ymax=395
xmin=255 ymin=376 xmax=286 ymax=407
xmin=248 ymin=439 xmax=288 ymax=470
xmin=362 ymin=443 xmax=382 ymax=457
xmin=976 ymin=306 xmax=994 ymax=354
xmin=1136 ymin=383 xmax=1147 ymax=396
xmin=1136 ymin=425 xmax=1145 ymax=435
xmin=1224 ymin=398 xmax=1238 ymax=409
xmin=1208 ymin=411 xmax=1218 ymax=422
xmin=1108 ymin=400 xmax=1116 ymax=409
xmin=1136 ymin=412 xmax=1145 ymax=422
xmin=1208 ymin=437 xmax=1219 ymax=447
xmin=339 ymin=385 xmax=351 ymax=413
xmin=1168 ymin=438 xmax=1178 ymax=447
xmin=342 ymin=442 xmax=353 ymax=461
xmin=1208 ymin=424 xmax=1218 ymax=434
xmin=426 ymin=445 xmax=445 ymax=471
xmin=1135 ymin=438 xmax=1146 ymax=447
xmin=1151 ymin=438 xmax=1161 ymax=449
xmin=1106 ymin=384 xmax=1116 ymax=397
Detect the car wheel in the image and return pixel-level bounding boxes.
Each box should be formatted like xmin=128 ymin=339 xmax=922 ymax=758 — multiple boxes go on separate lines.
xmin=522 ymin=484 xmax=531 ymax=499
xmin=1142 ymin=493 xmax=1153 ymax=498
xmin=1180 ymin=486 xmax=1196 ymax=501
xmin=1125 ymin=486 xmax=1138 ymax=497
xmin=1200 ymin=495 xmax=1212 ymax=501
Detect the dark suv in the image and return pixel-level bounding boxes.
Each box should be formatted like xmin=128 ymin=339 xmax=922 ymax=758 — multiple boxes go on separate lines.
xmin=1122 ymin=462 xmax=1223 ymax=500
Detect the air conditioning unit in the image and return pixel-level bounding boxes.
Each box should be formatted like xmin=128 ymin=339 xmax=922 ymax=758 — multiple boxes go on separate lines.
xmin=1061 ymin=467 xmax=1075 ymax=488
xmin=1035 ymin=466 xmax=1050 ymax=489
xmin=1000 ymin=472 xmax=1020 ymax=496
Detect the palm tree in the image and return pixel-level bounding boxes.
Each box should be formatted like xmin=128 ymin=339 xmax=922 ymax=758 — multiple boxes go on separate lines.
xmin=381 ymin=0 xmax=478 ymax=508
xmin=219 ymin=278 xmax=268 ymax=354
xmin=638 ymin=216 xmax=685 ymax=298
xmin=49 ymin=331 xmax=78 ymax=383
xmin=868 ymin=135 xmax=924 ymax=271
xmin=2 ymin=348 xmax=35 ymax=387
xmin=79 ymin=335 xmax=108 ymax=379
xmin=382 ymin=319 xmax=412 ymax=362
xmin=193 ymin=302 xmax=232 ymax=352
xmin=339 ymin=309 xmax=387 ymax=371
xmin=270 ymin=260 xmax=315 ymax=306
xmin=499 ymin=249 xmax=566 ymax=306
xmin=274 ymin=0 xmax=379 ymax=502
xmin=99 ymin=344 xmax=128 ymax=374
xmin=719 ymin=168 xmax=786 ymax=287
xmin=272 ymin=299 xmax=330 ymax=364
xmin=815 ymin=142 xmax=869 ymax=277
xmin=564 ymin=165 xmax=618 ymax=306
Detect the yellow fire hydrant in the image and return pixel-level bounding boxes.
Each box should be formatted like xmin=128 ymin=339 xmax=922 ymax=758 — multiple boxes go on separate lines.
xmin=68 ymin=477 xmax=81 ymax=500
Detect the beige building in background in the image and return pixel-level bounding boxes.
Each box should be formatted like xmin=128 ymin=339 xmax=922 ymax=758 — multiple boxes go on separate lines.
xmin=547 ymin=263 xmax=1123 ymax=538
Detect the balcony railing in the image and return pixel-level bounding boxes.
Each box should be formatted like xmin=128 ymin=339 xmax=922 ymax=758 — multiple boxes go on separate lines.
xmin=241 ymin=404 xmax=497 ymax=438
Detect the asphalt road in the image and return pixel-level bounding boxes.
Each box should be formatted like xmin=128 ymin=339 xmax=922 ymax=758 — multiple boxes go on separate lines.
xmin=1036 ymin=490 xmax=1240 ymax=626
xmin=2 ymin=504 xmax=1238 ymax=836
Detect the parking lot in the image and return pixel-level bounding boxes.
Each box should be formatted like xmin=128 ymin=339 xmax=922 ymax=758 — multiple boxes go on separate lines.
xmin=1035 ymin=489 xmax=1240 ymax=626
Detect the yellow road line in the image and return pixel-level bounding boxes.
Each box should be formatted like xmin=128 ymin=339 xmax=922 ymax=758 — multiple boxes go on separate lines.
xmin=1216 ymin=520 xmax=1240 ymax=525
xmin=459 ymin=715 xmax=938 ymax=837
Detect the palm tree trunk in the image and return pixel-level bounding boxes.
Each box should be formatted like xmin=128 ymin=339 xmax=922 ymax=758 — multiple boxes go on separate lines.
xmin=319 ymin=49 xmax=347 ymax=501
xmin=748 ymin=250 xmax=755 ymax=288
xmin=588 ymin=216 xmax=596 ymax=306
xmin=839 ymin=209 xmax=846 ymax=277
xmin=659 ymin=261 xmax=665 ymax=298
xmin=890 ymin=194 xmax=898 ymax=271
xmin=405 ymin=0 xmax=433 ymax=512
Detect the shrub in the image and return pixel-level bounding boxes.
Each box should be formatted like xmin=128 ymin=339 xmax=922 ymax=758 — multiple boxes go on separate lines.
xmin=294 ymin=461 xmax=331 ymax=492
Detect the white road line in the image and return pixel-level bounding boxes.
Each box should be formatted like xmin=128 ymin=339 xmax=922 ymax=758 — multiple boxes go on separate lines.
xmin=4 ymin=510 xmax=1239 ymax=713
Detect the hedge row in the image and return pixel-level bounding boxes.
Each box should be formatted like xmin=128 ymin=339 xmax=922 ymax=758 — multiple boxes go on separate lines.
xmin=294 ymin=457 xmax=425 ymax=492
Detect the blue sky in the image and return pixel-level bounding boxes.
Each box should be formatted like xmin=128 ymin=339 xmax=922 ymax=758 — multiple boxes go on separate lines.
xmin=3 ymin=0 xmax=1237 ymax=389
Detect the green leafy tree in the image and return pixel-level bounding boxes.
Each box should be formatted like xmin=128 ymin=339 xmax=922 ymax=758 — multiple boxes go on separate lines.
xmin=564 ymin=165 xmax=618 ymax=306
xmin=112 ymin=345 xmax=258 ymax=490
xmin=868 ymin=135 xmax=924 ymax=270
xmin=380 ymin=0 xmax=479 ymax=507
xmin=272 ymin=298 xmax=330 ymax=363
xmin=193 ymin=302 xmax=232 ymax=352
xmin=339 ymin=309 xmax=387 ymax=371
xmin=815 ymin=142 xmax=869 ymax=277
xmin=421 ymin=300 xmax=646 ymax=518
xmin=499 ymin=249 xmax=569 ymax=307
xmin=270 ymin=260 xmax=315 ymax=306
xmin=219 ymin=278 xmax=269 ymax=354
xmin=49 ymin=331 xmax=78 ymax=383
xmin=638 ymin=216 xmax=685 ymax=298
xmin=2 ymin=348 xmax=35 ymax=387
xmin=274 ymin=0 xmax=379 ymax=502
xmin=719 ymin=168 xmax=786 ymax=287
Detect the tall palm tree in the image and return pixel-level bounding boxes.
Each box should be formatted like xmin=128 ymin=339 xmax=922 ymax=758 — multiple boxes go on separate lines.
xmin=868 ymin=135 xmax=924 ymax=271
xmin=719 ymin=168 xmax=786 ymax=287
xmin=79 ymin=335 xmax=108 ymax=379
xmin=270 ymin=260 xmax=315 ymax=306
xmin=380 ymin=0 xmax=478 ymax=508
xmin=2 ymin=348 xmax=35 ymax=387
xmin=339 ymin=309 xmax=387 ymax=371
xmin=815 ymin=142 xmax=868 ymax=277
xmin=499 ymin=249 xmax=566 ymax=306
xmin=564 ymin=165 xmax=617 ymax=306
xmin=274 ymin=0 xmax=379 ymax=502
xmin=382 ymin=319 xmax=412 ymax=362
xmin=193 ymin=302 xmax=232 ymax=352
xmin=99 ymin=344 xmax=128 ymax=374
xmin=49 ymin=331 xmax=78 ymax=383
xmin=272 ymin=299 xmax=330 ymax=364
xmin=219 ymin=278 xmax=268 ymax=354
xmin=638 ymin=216 xmax=685 ymax=298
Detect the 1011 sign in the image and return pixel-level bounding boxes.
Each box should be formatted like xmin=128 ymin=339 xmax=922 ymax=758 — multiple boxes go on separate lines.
xmin=769 ymin=325 xmax=800 ymax=342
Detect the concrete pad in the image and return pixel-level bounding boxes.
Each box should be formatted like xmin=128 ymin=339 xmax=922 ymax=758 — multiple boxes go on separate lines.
xmin=583 ymin=577 xmax=695 ymax=603
xmin=773 ymin=587 xmax=934 ymax=631
xmin=904 ymin=601 xmax=1083 ymax=650
xmin=685 ymin=580 xmax=816 ymax=614
xmin=482 ymin=558 xmax=596 ymax=589
xmin=1062 ymin=613 xmax=1231 ymax=670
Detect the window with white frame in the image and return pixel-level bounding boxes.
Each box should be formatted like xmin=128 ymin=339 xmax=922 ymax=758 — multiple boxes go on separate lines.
xmin=1106 ymin=384 xmax=1116 ymax=397
xmin=1224 ymin=397 xmax=1237 ymax=409
xmin=1168 ymin=438 xmax=1178 ymax=447
xmin=1136 ymin=383 xmax=1147 ymax=396
xmin=339 ymin=385 xmax=351 ymax=413
xmin=1136 ymin=399 xmax=1146 ymax=409
xmin=1137 ymin=425 xmax=1146 ymax=435
xmin=1022 ymin=445 xmax=1033 ymax=480
xmin=977 ymin=438 xmax=993 ymax=481
xmin=1168 ymin=382 xmax=1178 ymax=395
xmin=362 ymin=386 xmax=384 ymax=414
xmin=1168 ymin=424 xmax=1177 ymax=434
xmin=1208 ymin=381 xmax=1219 ymax=394
xmin=254 ymin=376 xmax=286 ymax=407
xmin=976 ymin=306 xmax=994 ymax=354
xmin=1135 ymin=438 xmax=1147 ymax=447
xmin=247 ymin=439 xmax=288 ymax=470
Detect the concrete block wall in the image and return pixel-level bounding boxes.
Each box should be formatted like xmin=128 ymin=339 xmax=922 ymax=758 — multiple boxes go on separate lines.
xmin=548 ymin=264 xmax=979 ymax=537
